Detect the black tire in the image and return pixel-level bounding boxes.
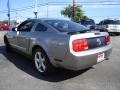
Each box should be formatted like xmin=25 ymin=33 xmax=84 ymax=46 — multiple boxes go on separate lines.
xmin=4 ymin=37 xmax=12 ymax=52
xmin=33 ymin=48 xmax=54 ymax=75
xmin=116 ymin=32 xmax=120 ymax=36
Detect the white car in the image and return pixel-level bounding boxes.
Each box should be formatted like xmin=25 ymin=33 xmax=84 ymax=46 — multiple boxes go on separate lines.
xmin=96 ymin=19 xmax=120 ymax=35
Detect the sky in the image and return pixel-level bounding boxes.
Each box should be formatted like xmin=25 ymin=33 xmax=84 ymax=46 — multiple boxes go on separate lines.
xmin=0 ymin=0 xmax=120 ymax=23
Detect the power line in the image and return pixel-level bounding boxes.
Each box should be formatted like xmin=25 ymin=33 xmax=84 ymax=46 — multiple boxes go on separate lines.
xmin=0 ymin=1 xmax=120 ymax=14
xmin=48 ymin=1 xmax=120 ymax=3
xmin=0 ymin=3 xmax=47 ymax=13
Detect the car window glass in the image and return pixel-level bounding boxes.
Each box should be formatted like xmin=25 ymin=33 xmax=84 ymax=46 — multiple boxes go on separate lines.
xmin=104 ymin=20 xmax=109 ymax=25
xmin=100 ymin=20 xmax=120 ymax=25
xmin=35 ymin=23 xmax=47 ymax=31
xmin=80 ymin=19 xmax=95 ymax=25
xmin=99 ymin=21 xmax=103 ymax=25
xmin=45 ymin=20 xmax=87 ymax=32
xmin=109 ymin=20 xmax=120 ymax=24
xmin=18 ymin=21 xmax=34 ymax=32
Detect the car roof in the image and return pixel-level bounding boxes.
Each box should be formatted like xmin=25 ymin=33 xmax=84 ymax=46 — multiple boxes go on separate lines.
xmin=27 ymin=18 xmax=70 ymax=22
xmin=102 ymin=19 xmax=120 ymax=21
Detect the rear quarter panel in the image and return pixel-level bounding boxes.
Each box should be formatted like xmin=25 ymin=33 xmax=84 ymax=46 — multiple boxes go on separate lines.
xmin=28 ymin=32 xmax=70 ymax=63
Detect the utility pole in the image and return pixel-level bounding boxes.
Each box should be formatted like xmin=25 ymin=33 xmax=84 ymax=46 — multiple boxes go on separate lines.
xmin=15 ymin=12 xmax=18 ymax=21
xmin=7 ymin=0 xmax=10 ymax=26
xmin=34 ymin=0 xmax=38 ymax=19
xmin=73 ymin=0 xmax=75 ymax=21
xmin=46 ymin=3 xmax=49 ymax=18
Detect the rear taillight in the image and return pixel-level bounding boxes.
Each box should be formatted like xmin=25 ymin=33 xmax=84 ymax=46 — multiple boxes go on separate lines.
xmin=72 ymin=39 xmax=88 ymax=52
xmin=105 ymin=35 xmax=110 ymax=45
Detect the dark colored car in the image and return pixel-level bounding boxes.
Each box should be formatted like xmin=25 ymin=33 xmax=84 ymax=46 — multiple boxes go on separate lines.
xmin=79 ymin=19 xmax=96 ymax=29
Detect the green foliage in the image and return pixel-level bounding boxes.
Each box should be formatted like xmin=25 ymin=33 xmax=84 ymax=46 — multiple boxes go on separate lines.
xmin=61 ymin=5 xmax=84 ymax=22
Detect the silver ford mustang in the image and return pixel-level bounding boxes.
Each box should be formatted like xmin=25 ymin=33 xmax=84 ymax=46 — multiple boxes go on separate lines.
xmin=4 ymin=19 xmax=112 ymax=75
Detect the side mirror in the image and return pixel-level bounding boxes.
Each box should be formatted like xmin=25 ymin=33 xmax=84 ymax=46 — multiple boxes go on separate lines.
xmin=12 ymin=27 xmax=15 ymax=31
xmin=12 ymin=27 xmax=17 ymax=31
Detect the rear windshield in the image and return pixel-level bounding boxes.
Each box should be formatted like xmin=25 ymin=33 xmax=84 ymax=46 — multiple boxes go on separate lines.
xmin=80 ymin=19 xmax=95 ymax=25
xmin=44 ymin=20 xmax=87 ymax=32
xmin=104 ymin=20 xmax=120 ymax=24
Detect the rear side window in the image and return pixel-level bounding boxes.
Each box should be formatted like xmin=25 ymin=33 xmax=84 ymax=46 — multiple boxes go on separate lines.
xmin=35 ymin=23 xmax=47 ymax=31
xmin=102 ymin=20 xmax=120 ymax=25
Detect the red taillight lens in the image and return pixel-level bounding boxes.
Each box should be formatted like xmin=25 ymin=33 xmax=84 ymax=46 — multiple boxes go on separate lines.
xmin=105 ymin=35 xmax=110 ymax=45
xmin=72 ymin=39 xmax=88 ymax=52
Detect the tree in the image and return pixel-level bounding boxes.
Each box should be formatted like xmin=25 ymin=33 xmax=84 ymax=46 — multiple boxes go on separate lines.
xmin=61 ymin=5 xmax=84 ymax=22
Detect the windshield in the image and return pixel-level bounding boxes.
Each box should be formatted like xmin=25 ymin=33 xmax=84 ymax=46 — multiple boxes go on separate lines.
xmin=44 ymin=20 xmax=87 ymax=32
xmin=81 ymin=19 xmax=95 ymax=25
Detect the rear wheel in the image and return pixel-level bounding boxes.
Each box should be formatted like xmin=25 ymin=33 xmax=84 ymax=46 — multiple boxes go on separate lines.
xmin=116 ymin=32 xmax=120 ymax=36
xmin=33 ymin=48 xmax=54 ymax=75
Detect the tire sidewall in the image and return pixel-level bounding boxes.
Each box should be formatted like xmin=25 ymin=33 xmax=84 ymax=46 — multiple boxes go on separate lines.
xmin=33 ymin=48 xmax=52 ymax=75
xmin=4 ymin=37 xmax=12 ymax=52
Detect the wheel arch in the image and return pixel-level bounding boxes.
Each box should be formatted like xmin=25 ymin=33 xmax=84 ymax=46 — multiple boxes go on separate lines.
xmin=32 ymin=45 xmax=46 ymax=56
xmin=4 ymin=35 xmax=9 ymax=44
xmin=31 ymin=44 xmax=57 ymax=67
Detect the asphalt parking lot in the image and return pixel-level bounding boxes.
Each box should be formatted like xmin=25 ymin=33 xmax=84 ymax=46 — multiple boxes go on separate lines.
xmin=0 ymin=31 xmax=120 ymax=90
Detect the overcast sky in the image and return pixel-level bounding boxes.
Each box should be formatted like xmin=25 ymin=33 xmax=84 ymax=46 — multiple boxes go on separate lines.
xmin=0 ymin=0 xmax=120 ymax=23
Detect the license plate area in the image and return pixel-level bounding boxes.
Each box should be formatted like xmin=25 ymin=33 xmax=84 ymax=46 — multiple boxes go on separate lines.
xmin=97 ymin=53 xmax=105 ymax=63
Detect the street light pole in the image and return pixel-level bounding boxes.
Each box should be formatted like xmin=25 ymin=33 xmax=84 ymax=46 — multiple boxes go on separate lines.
xmin=34 ymin=0 xmax=38 ymax=19
xmin=73 ymin=0 xmax=75 ymax=21
xmin=34 ymin=12 xmax=38 ymax=19
xmin=47 ymin=3 xmax=49 ymax=18
xmin=7 ymin=0 xmax=10 ymax=26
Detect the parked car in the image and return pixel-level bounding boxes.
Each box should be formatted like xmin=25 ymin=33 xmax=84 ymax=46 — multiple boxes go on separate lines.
xmin=4 ymin=19 xmax=112 ymax=75
xmin=79 ymin=19 xmax=96 ymax=29
xmin=96 ymin=19 xmax=120 ymax=35
xmin=0 ymin=23 xmax=9 ymax=30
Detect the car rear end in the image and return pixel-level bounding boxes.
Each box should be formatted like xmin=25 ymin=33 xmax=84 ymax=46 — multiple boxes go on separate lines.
xmin=60 ymin=31 xmax=112 ymax=70
xmin=44 ymin=19 xmax=112 ymax=70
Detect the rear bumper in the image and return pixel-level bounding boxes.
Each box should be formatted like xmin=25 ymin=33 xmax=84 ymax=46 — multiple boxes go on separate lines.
xmin=57 ymin=44 xmax=112 ymax=71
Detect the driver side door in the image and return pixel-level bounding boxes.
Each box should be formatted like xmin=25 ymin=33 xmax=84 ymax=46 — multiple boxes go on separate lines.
xmin=16 ymin=20 xmax=35 ymax=53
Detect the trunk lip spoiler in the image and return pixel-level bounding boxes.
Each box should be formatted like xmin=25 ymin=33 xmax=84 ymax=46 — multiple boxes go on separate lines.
xmin=67 ymin=29 xmax=108 ymax=35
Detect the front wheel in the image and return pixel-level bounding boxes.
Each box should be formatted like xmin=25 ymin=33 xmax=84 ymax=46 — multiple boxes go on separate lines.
xmin=33 ymin=48 xmax=54 ymax=75
xmin=4 ymin=37 xmax=12 ymax=52
xmin=116 ymin=32 xmax=120 ymax=36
